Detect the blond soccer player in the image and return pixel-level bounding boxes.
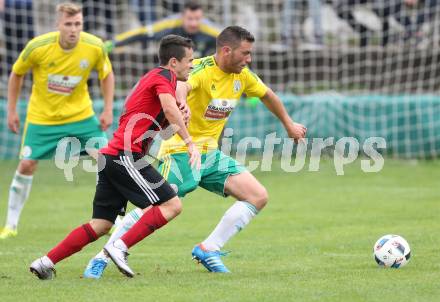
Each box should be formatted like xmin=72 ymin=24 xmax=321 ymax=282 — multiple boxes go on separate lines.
xmin=0 ymin=2 xmax=114 ymax=239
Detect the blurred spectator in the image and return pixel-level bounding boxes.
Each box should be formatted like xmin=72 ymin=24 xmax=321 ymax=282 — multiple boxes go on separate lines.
xmin=405 ymin=0 xmax=440 ymax=46
xmin=81 ymin=0 xmax=115 ymax=39
xmin=414 ymin=0 xmax=439 ymax=31
xmin=334 ymin=0 xmax=370 ymax=47
xmin=282 ymin=0 xmax=324 ymax=50
xmin=105 ymin=1 xmax=221 ymax=58
xmin=334 ymin=0 xmax=422 ymax=47
xmin=3 ymin=0 xmax=34 ymax=74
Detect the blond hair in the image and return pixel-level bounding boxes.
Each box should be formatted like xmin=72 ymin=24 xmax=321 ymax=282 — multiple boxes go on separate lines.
xmin=56 ymin=2 xmax=82 ymax=17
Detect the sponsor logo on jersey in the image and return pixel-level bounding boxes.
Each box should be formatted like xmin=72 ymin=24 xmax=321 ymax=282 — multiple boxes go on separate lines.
xmin=204 ymin=98 xmax=237 ymax=120
xmin=47 ymin=74 xmax=82 ymax=95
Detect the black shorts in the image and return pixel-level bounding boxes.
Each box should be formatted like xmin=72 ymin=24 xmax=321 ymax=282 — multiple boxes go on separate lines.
xmin=92 ymin=152 xmax=177 ymax=222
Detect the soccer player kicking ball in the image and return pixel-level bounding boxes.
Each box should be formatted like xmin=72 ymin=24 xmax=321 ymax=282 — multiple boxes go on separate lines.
xmin=83 ymin=26 xmax=307 ymax=278
xmin=29 ymin=35 xmax=200 ymax=280
xmin=1 ymin=2 xmax=114 ymax=239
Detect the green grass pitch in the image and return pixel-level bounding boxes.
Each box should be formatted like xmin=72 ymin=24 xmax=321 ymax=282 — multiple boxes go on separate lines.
xmin=0 ymin=158 xmax=439 ymax=301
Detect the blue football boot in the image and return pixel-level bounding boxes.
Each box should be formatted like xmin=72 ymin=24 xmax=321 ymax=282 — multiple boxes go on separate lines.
xmin=83 ymin=257 xmax=108 ymax=279
xmin=191 ymin=244 xmax=230 ymax=273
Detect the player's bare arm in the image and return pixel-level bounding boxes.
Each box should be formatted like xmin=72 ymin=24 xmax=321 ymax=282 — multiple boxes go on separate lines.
xmin=99 ymin=71 xmax=115 ymax=131
xmin=176 ymin=80 xmax=192 ymax=125
xmin=7 ymin=72 xmax=25 ymax=134
xmin=159 ymin=93 xmax=201 ymax=169
xmin=260 ymin=88 xmax=307 ymax=143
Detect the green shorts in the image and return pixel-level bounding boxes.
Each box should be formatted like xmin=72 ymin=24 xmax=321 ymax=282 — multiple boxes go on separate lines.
xmin=20 ymin=116 xmax=107 ymax=160
xmin=158 ymin=150 xmax=246 ymax=198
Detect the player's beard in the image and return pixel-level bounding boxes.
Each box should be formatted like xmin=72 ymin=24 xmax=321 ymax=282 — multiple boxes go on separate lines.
xmin=229 ymin=55 xmax=246 ymax=73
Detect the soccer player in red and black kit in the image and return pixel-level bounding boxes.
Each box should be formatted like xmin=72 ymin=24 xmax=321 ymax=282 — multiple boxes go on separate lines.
xmin=29 ymin=35 xmax=201 ymax=279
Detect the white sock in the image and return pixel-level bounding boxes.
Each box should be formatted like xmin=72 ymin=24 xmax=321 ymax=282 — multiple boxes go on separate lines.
xmin=113 ymin=239 xmax=128 ymax=251
xmin=94 ymin=250 xmax=108 ymax=260
xmin=41 ymin=255 xmax=54 ymax=268
xmin=5 ymin=171 xmax=33 ymax=230
xmin=202 ymin=201 xmax=258 ymax=251
xmin=114 ymin=215 xmax=123 ymax=228
xmin=94 ymin=208 xmax=143 ymax=260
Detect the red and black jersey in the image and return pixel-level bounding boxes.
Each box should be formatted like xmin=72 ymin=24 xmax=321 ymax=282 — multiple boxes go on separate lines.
xmin=101 ymin=67 xmax=177 ymax=156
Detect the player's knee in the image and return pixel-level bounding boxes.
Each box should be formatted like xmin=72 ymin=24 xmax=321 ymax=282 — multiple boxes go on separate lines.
xmin=160 ymin=197 xmax=182 ymax=219
xmin=18 ymin=160 xmax=38 ymax=175
xmin=99 ymin=224 xmax=113 ymax=236
xmin=170 ymin=197 xmax=183 ymax=216
xmin=89 ymin=219 xmax=113 ymax=237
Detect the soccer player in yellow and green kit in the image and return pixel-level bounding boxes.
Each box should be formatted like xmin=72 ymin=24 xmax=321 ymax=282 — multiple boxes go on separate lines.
xmin=83 ymin=26 xmax=306 ymax=278
xmin=0 ymin=2 xmax=114 ymax=239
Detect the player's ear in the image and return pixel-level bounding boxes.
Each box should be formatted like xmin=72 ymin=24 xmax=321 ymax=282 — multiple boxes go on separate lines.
xmin=169 ymin=57 xmax=178 ymax=68
xmin=222 ymin=46 xmax=232 ymax=56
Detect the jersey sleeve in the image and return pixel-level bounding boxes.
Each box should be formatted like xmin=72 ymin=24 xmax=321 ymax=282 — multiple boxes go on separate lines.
xmin=95 ymin=47 xmax=113 ymax=80
xmin=12 ymin=41 xmax=37 ymax=75
xmin=243 ymin=68 xmax=268 ymax=98
xmin=154 ymin=76 xmax=175 ymax=97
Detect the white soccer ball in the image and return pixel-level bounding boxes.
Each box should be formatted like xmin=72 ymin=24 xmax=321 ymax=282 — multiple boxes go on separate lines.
xmin=373 ymin=234 xmax=411 ymax=268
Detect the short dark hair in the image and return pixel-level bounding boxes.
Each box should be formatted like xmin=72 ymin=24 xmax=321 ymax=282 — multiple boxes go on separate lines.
xmin=216 ymin=26 xmax=255 ymax=49
xmin=183 ymin=1 xmax=202 ymax=12
xmin=158 ymin=35 xmax=193 ymax=65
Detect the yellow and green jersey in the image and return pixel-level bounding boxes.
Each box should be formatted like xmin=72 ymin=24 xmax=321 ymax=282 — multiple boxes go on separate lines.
xmin=158 ymin=55 xmax=268 ymax=157
xmin=114 ymin=15 xmax=220 ymax=58
xmin=13 ymin=31 xmax=112 ymax=125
